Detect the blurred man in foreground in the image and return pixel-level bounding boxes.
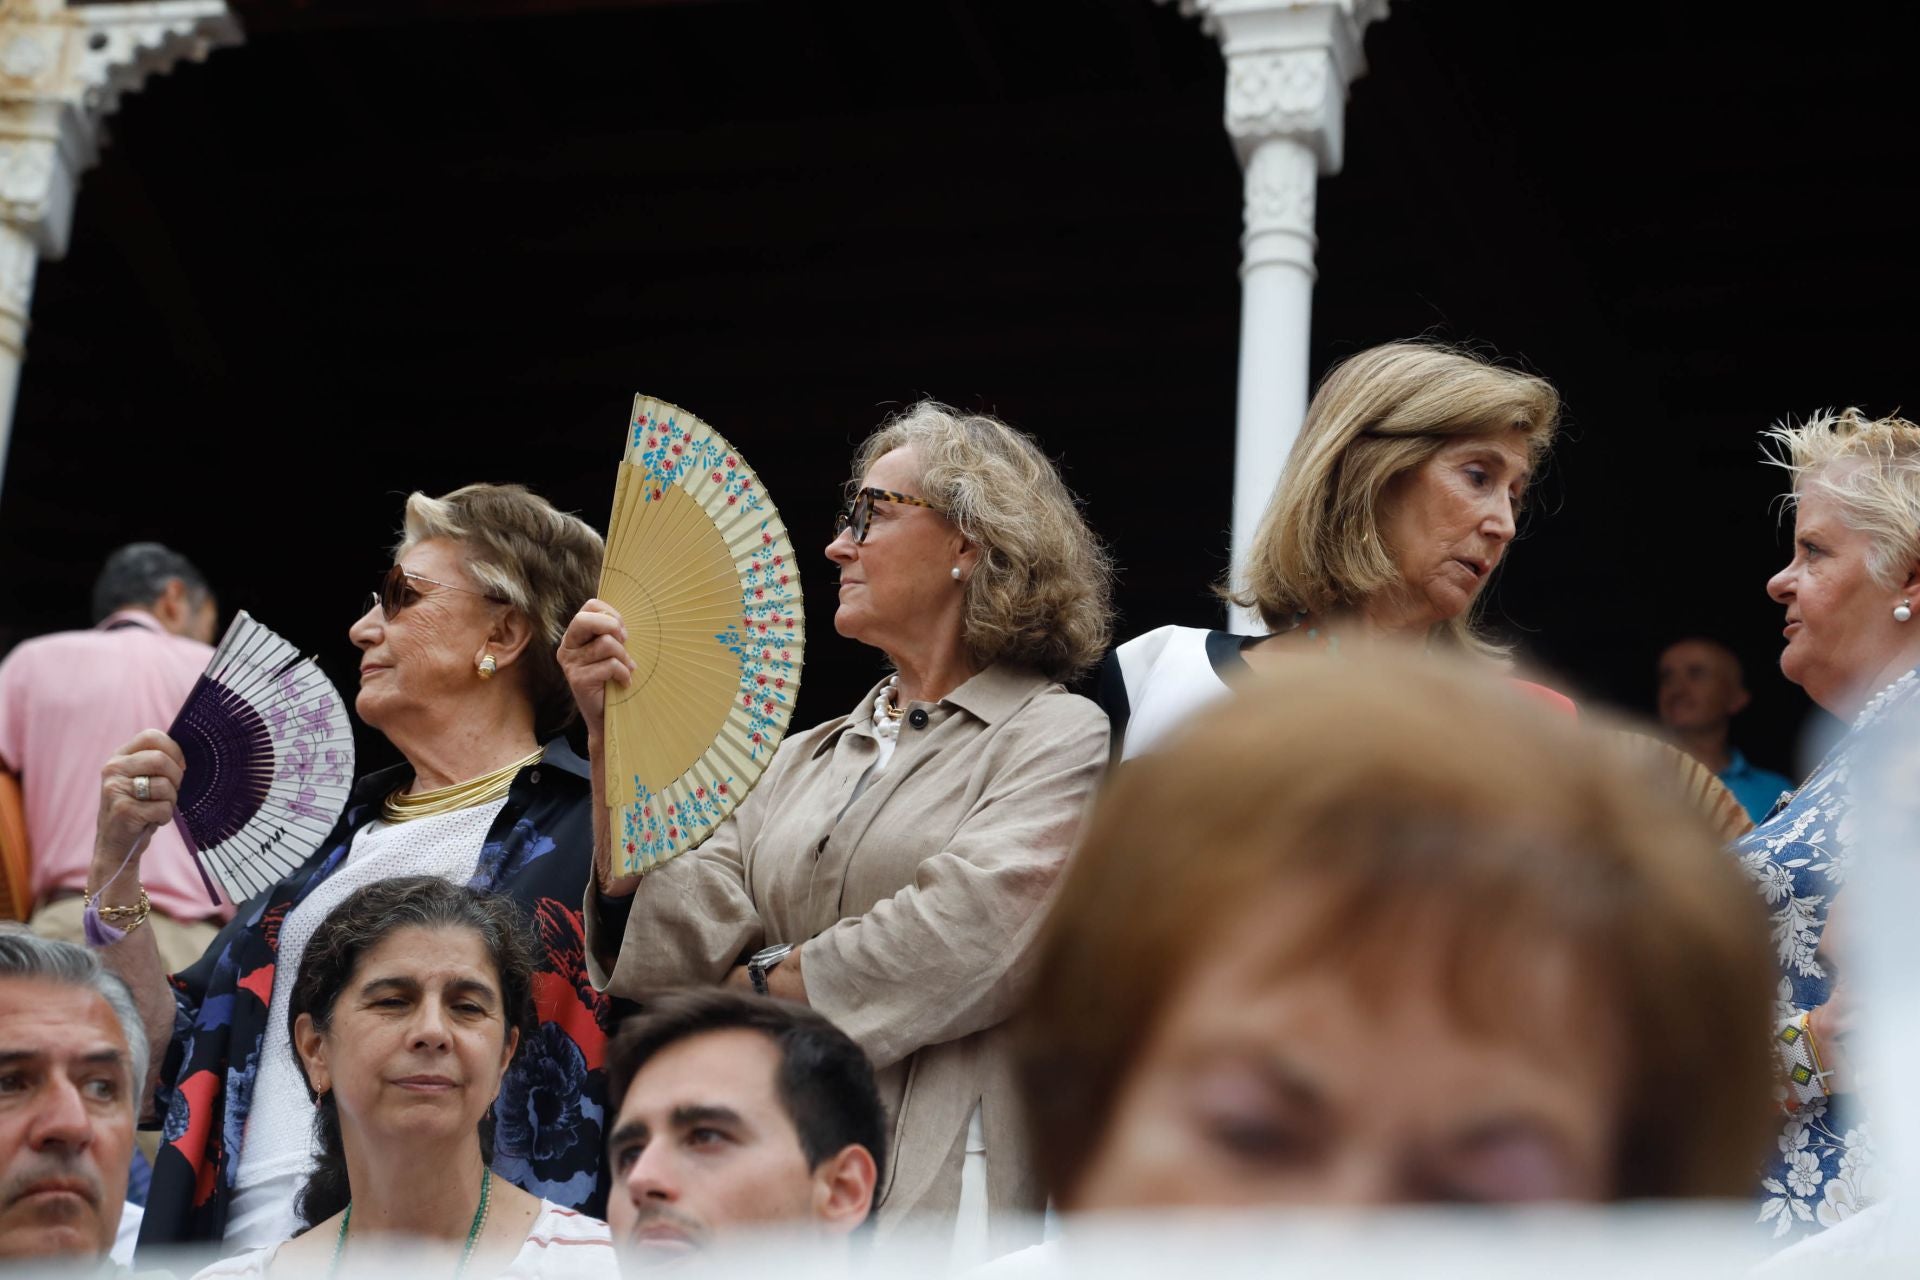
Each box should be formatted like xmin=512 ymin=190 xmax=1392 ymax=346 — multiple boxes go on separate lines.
xmin=0 ymin=543 xmax=231 ymax=965
xmin=606 ymin=990 xmax=885 ymax=1267
xmin=1657 ymin=636 xmax=1794 ymax=822
xmin=0 ymin=926 xmax=145 ymax=1266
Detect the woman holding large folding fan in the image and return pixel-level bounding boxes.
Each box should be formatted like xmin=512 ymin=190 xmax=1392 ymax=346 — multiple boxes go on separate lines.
xmin=562 ymin=401 xmax=1112 ymax=1258
xmin=86 ymin=483 xmax=616 ymax=1258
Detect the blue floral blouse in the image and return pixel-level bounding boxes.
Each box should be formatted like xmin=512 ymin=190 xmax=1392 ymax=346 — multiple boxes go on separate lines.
xmin=1736 ymin=667 xmax=1917 ymax=1241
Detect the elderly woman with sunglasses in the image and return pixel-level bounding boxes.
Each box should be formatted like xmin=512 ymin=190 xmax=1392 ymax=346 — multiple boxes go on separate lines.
xmin=559 ymin=402 xmax=1112 ymax=1259
xmin=85 ymin=483 xmax=617 ymax=1260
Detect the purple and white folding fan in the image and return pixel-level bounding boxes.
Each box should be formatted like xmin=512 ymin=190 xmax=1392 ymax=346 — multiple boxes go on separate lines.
xmin=167 ymin=611 xmax=355 ymax=903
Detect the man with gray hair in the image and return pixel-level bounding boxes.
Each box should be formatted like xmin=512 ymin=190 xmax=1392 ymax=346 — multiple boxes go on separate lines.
xmin=0 ymin=925 xmax=145 ymax=1265
xmin=0 ymin=543 xmax=232 ymax=967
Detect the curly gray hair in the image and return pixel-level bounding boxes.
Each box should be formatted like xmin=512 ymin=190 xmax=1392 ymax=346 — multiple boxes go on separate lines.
xmin=851 ymin=402 xmax=1113 ymax=682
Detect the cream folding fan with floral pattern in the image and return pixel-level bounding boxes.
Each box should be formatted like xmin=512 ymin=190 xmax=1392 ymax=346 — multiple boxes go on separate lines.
xmin=599 ymin=395 xmax=805 ymax=876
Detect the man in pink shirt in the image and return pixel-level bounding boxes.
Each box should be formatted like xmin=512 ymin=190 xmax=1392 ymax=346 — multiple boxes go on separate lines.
xmin=0 ymin=544 xmax=233 ymax=972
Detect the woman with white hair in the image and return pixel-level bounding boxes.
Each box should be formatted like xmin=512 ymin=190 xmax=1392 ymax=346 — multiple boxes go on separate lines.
xmin=561 ymin=401 xmax=1113 ymax=1257
xmin=1101 ymin=341 xmax=1569 ymax=760
xmin=85 ymin=484 xmax=617 ymax=1258
xmin=1741 ymin=409 xmax=1920 ymax=1240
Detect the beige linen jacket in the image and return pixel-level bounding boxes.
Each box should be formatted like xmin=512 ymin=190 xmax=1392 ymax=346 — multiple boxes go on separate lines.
xmin=585 ymin=663 xmax=1108 ymax=1248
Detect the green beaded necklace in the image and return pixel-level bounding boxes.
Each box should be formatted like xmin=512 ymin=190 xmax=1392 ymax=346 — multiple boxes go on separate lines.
xmin=328 ymin=1166 xmax=492 ymax=1279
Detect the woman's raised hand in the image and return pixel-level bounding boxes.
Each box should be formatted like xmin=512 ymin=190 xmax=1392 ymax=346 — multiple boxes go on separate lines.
xmin=92 ymin=730 xmax=185 ymax=879
xmin=559 ymin=599 xmax=636 ymax=743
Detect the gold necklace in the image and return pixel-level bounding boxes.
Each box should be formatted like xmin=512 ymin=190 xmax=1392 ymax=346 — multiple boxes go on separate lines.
xmin=383 ymin=747 xmax=543 ymax=824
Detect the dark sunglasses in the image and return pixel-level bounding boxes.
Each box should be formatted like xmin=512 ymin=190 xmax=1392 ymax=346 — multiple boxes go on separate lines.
xmin=832 ymin=487 xmax=942 ymax=544
xmin=368 ymin=565 xmax=506 ymax=621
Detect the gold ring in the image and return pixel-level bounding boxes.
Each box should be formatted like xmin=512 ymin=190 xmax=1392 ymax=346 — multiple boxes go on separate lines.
xmin=133 ymin=775 xmax=151 ymax=802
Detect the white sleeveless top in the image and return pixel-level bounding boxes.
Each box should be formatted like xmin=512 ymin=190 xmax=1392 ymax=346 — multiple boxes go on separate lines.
xmin=191 ymin=1200 xmax=617 ymax=1278
xmin=1098 ymin=625 xmax=1259 ymax=761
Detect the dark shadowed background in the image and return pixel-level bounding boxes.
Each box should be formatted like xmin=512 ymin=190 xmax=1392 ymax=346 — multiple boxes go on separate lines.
xmin=8 ymin=0 xmax=1914 ymax=776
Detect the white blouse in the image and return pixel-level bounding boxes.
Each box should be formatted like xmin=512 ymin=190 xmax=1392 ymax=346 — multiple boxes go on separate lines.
xmin=222 ymin=798 xmax=509 ymax=1251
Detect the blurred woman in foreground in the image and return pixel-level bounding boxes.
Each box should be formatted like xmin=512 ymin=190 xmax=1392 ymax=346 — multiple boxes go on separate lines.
xmin=1021 ymin=653 xmax=1777 ymax=1209
xmin=1739 ymin=408 xmax=1920 ymax=1238
xmin=1101 ymin=341 xmax=1567 ymax=760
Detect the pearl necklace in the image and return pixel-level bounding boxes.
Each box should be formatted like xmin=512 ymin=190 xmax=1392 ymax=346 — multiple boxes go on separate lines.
xmin=872 ymin=676 xmax=903 ymax=741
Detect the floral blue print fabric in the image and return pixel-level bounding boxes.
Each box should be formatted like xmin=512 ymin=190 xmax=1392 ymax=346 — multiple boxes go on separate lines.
xmin=136 ymin=739 xmax=615 ymax=1253
xmin=1738 ymin=667 xmax=1916 ymax=1240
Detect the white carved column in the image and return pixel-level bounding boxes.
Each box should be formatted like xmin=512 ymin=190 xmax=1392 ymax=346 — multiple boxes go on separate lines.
xmin=1164 ymin=0 xmax=1387 ymax=627
xmin=0 ymin=0 xmax=240 ymax=499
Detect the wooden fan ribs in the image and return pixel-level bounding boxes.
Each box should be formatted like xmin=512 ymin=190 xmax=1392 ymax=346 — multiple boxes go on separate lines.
xmin=602 ymin=395 xmax=806 ymax=875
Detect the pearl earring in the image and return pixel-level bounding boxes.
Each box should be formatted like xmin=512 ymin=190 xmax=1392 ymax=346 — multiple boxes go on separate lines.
xmin=1897 ymin=600 xmax=1914 ymax=624
xmin=950 ymin=566 xmax=962 ymax=581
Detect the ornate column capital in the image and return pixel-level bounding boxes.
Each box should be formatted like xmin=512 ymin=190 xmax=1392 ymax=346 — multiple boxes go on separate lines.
xmin=0 ymin=0 xmax=241 ymax=258
xmin=1161 ymin=0 xmax=1387 ymax=172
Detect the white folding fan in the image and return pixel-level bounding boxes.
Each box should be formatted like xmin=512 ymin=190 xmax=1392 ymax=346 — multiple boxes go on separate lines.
xmin=168 ymin=611 xmax=356 ymax=902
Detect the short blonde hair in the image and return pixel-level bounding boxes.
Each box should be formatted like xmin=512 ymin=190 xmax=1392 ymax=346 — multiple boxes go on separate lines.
xmin=1765 ymin=407 xmax=1920 ymax=588
xmin=1018 ymin=653 xmax=1776 ymax=1204
xmin=1229 ymin=342 xmax=1561 ymax=658
xmin=398 ymin=483 xmax=605 ymax=739
xmin=852 ymin=402 xmax=1113 ymax=682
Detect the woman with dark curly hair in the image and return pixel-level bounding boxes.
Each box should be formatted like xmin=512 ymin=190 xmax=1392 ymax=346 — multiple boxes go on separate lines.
xmin=561 ymin=401 xmax=1113 ymax=1258
xmin=192 ymin=878 xmax=615 ymax=1278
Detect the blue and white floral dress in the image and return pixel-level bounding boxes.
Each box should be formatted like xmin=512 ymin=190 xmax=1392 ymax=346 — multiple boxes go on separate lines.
xmin=1737 ymin=667 xmax=1917 ymax=1241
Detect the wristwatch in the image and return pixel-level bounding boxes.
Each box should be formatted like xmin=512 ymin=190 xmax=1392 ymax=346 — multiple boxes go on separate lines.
xmin=747 ymin=943 xmax=795 ymax=996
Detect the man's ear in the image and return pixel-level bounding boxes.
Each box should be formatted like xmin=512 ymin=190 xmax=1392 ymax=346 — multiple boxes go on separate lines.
xmin=293 ymin=1012 xmax=331 ymax=1097
xmin=811 ymin=1143 xmax=878 ymax=1235
xmin=1729 ymin=685 xmax=1752 ymax=717
xmin=149 ymin=578 xmax=189 ymax=632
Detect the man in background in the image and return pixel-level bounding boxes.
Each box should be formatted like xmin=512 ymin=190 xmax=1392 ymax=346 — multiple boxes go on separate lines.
xmin=1657 ymin=636 xmax=1795 ymax=822
xmin=0 ymin=544 xmax=231 ymax=970
xmin=606 ymin=989 xmax=885 ymax=1268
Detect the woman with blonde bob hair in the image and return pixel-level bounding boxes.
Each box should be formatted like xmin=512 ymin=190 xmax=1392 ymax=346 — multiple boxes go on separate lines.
xmin=1734 ymin=408 xmax=1920 ymax=1239
xmin=1102 ymin=340 xmax=1566 ymax=759
xmin=563 ymin=402 xmax=1112 ymax=1257
xmin=90 ymin=483 xmax=617 ymax=1255
xmin=1022 ymin=653 xmax=1777 ymax=1213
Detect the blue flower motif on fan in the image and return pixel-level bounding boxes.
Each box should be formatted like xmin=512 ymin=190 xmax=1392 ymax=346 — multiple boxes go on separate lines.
xmin=631 ymin=409 xmax=767 ymax=514
xmin=621 ymin=776 xmax=737 ymax=866
xmin=713 ymin=526 xmax=799 ymax=761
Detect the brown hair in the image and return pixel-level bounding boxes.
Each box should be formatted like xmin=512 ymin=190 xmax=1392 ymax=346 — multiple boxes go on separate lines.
xmin=399 ymin=482 xmax=605 ymax=739
xmin=1017 ymin=653 xmax=1776 ymax=1204
xmin=851 ymin=402 xmax=1113 ymax=682
xmin=1226 ymin=342 xmax=1560 ymax=659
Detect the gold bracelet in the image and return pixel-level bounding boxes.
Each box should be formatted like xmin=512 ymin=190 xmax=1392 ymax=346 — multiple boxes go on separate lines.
xmin=84 ymin=886 xmax=152 ymax=932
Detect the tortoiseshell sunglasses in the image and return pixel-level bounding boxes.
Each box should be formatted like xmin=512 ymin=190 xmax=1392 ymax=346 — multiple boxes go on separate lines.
xmin=832 ymin=487 xmax=942 ymax=544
